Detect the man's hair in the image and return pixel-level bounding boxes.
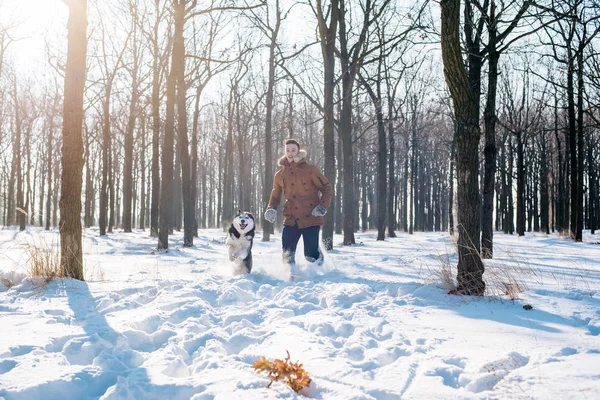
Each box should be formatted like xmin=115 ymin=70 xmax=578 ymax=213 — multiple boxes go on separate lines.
xmin=285 ymin=138 xmax=300 ymax=149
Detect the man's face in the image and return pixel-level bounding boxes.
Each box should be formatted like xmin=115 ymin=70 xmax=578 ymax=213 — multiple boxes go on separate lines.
xmin=286 ymin=144 xmax=299 ymax=162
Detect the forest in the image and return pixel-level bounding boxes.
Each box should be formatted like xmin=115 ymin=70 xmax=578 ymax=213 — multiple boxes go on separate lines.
xmin=0 ymin=0 xmax=598 ymax=293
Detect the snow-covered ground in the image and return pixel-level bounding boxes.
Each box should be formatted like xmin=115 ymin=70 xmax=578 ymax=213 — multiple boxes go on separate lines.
xmin=0 ymin=226 xmax=599 ymax=399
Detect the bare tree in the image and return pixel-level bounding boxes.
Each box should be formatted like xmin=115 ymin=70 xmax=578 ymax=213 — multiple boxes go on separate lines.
xmin=139 ymin=0 xmax=171 ymax=237
xmin=474 ymin=0 xmax=534 ymax=258
xmin=539 ymin=0 xmax=600 ymax=241
xmin=122 ymin=0 xmax=145 ymax=233
xmin=247 ymin=0 xmax=284 ymax=242
xmin=60 ymin=0 xmax=88 ymax=280
xmin=313 ymin=0 xmax=339 ymax=250
xmin=440 ymin=0 xmax=485 ymax=295
xmin=96 ymin=8 xmax=130 ymax=236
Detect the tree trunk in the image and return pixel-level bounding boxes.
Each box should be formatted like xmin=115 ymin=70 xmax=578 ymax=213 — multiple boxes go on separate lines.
xmin=335 ymin=133 xmax=343 ymax=234
xmin=566 ymin=42 xmax=578 ymax=240
xmin=448 ymin=137 xmax=455 ymax=235
xmin=222 ymin=86 xmax=235 ymax=229
xmin=191 ymin=87 xmax=200 ymax=237
xmin=403 ymin=142 xmax=409 ymax=232
xmin=99 ymin=81 xmax=113 ymax=236
xmin=361 ymin=75 xmax=387 ymax=240
xmin=440 ymin=0 xmax=485 ymax=295
xmin=316 ymin=0 xmax=339 ymax=250
xmin=540 ymin=133 xmax=550 ymax=234
xmin=25 ymin=125 xmax=33 ymax=227
xmin=122 ymin=53 xmax=139 ymax=233
xmin=553 ymin=91 xmax=566 ymax=233
xmin=158 ymin=42 xmax=176 ymax=250
xmin=481 ymin=25 xmax=498 ymax=258
xmin=173 ymin=140 xmax=182 ymax=231
xmin=360 ymin=140 xmax=368 ymax=231
xmin=588 ymin=135 xmax=596 ymax=234
xmin=262 ymin=2 xmax=280 ymax=241
xmin=139 ymin=114 xmax=146 ymax=230
xmin=516 ymin=130 xmax=525 ymax=236
xmin=108 ymin=145 xmax=116 ymax=232
xmin=173 ymin=2 xmax=194 ymax=246
xmin=83 ymin=126 xmax=94 ymax=228
xmin=14 ymin=82 xmax=25 ymax=230
xmin=575 ymin=45 xmax=584 ymax=241
xmin=149 ymin=2 xmax=162 ymax=238
xmin=387 ymin=101 xmax=396 ymax=237
xmin=376 ymin=92 xmax=387 ymax=240
xmin=60 ymin=0 xmax=87 ymax=280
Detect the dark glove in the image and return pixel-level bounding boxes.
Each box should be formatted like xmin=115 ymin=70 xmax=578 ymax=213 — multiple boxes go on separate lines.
xmin=311 ymin=205 xmax=327 ymax=217
xmin=264 ymin=208 xmax=277 ymax=223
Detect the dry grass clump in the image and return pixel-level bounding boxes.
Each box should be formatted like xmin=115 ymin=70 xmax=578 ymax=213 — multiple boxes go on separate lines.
xmin=427 ymin=251 xmax=457 ymax=293
xmin=484 ymin=266 xmax=526 ymax=300
xmin=25 ymin=238 xmax=63 ymax=285
xmin=252 ymin=350 xmax=311 ymax=394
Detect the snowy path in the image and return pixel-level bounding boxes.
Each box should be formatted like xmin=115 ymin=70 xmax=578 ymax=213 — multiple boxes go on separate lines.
xmin=1 ymin=228 xmax=599 ymax=399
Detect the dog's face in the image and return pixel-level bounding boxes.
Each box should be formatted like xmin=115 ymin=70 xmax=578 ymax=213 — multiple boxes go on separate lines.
xmin=232 ymin=211 xmax=255 ymax=233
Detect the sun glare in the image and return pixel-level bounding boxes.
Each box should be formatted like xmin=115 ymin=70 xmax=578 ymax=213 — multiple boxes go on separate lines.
xmin=1 ymin=0 xmax=68 ymax=75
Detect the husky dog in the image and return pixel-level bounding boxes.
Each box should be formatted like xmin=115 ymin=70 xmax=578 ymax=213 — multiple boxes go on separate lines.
xmin=226 ymin=211 xmax=255 ymax=273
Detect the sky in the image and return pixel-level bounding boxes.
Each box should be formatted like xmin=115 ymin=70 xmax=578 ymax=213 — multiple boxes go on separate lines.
xmin=0 ymin=0 xmax=315 ymax=76
xmin=1 ymin=226 xmax=599 ymax=399
xmin=1 ymin=0 xmax=68 ymax=75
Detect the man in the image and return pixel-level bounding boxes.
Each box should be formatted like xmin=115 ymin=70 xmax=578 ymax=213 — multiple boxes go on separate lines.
xmin=265 ymin=138 xmax=333 ymax=265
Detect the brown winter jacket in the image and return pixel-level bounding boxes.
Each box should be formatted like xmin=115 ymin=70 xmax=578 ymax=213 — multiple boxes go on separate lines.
xmin=268 ymin=150 xmax=333 ymax=229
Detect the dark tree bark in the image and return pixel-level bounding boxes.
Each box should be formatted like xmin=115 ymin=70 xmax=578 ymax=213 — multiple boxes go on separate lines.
xmin=440 ymin=0 xmax=485 ymax=295
xmin=588 ymin=134 xmax=596 ymax=234
xmin=387 ymin=99 xmax=396 ymax=237
xmin=539 ymin=132 xmax=550 ymax=234
xmin=566 ymin=38 xmax=578 ymax=241
xmin=481 ymin=28 xmax=498 ymax=257
xmin=158 ymin=41 xmax=176 ymax=250
xmin=402 ymin=138 xmax=409 ymax=232
xmin=516 ymin=130 xmax=525 ymax=236
xmin=334 ymin=86 xmax=344 ymax=235
xmin=60 ymin=0 xmax=87 ymax=280
xmin=448 ymin=136 xmax=455 ymax=235
xmin=553 ymin=90 xmax=567 ymax=233
xmin=507 ymin=133 xmax=515 ymax=234
xmin=575 ymin=38 xmax=585 ymax=241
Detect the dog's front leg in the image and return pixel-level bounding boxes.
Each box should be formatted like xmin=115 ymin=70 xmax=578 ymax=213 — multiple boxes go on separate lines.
xmin=235 ymin=248 xmax=249 ymax=260
xmin=227 ymin=245 xmax=237 ymax=261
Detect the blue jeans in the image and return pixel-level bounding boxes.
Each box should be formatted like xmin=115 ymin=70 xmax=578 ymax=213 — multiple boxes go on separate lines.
xmin=282 ymin=224 xmax=321 ymax=265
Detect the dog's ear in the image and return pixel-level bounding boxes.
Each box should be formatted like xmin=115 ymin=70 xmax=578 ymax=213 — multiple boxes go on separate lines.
xmin=238 ymin=209 xmax=242 ymax=215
